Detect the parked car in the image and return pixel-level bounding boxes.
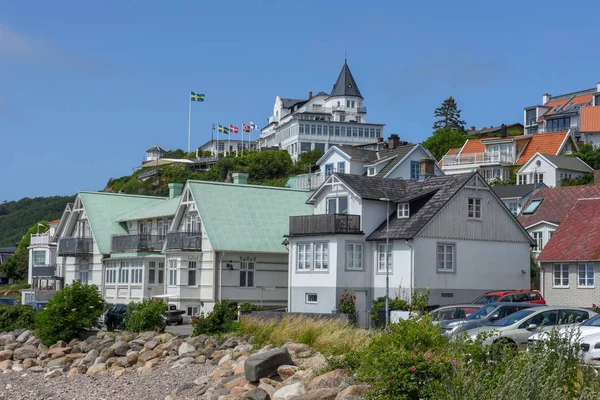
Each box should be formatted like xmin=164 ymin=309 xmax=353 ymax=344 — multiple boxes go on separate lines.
xmin=431 ymin=304 xmax=483 ymax=323
xmin=467 ymin=306 xmax=595 ymax=350
xmin=104 ymin=303 xmax=128 ymax=331
xmin=471 ymin=290 xmax=546 ymax=305
xmin=0 ymin=298 xmax=19 ymax=306
xmin=25 ymin=301 xmax=48 ymax=312
xmin=443 ymin=302 xmax=542 ymax=336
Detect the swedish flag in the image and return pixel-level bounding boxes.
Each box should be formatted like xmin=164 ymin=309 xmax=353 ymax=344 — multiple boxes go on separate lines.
xmin=218 ymin=124 xmax=229 ymax=134
xmin=190 ymin=92 xmax=205 ymax=102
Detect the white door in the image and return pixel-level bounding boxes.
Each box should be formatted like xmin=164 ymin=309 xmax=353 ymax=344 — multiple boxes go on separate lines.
xmin=355 ymin=291 xmax=369 ymax=328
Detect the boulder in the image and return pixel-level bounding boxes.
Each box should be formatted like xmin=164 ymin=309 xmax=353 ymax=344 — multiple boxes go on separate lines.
xmin=23 ymin=358 xmax=37 ymax=369
xmin=76 ymin=364 xmax=88 ymax=375
xmin=171 ymin=357 xmax=195 ymax=368
xmin=145 ymin=340 xmax=159 ymax=350
xmin=50 ymin=340 xmax=67 ymax=349
xmin=138 ymin=349 xmax=161 ymax=363
xmin=100 ymin=347 xmax=115 ymax=359
xmin=29 ymin=366 xmax=45 ymax=373
xmin=308 ymin=369 xmax=351 ymax=390
xmin=272 ymin=382 xmax=307 ymax=399
xmin=0 ymin=360 xmax=13 ymax=371
xmin=44 ymin=369 xmax=62 ymax=379
xmin=335 ymin=385 xmax=371 ymax=399
xmin=219 ymin=337 xmax=239 ymax=349
xmin=245 ymin=348 xmax=294 ymax=382
xmin=65 ymin=353 xmax=86 ymax=362
xmin=222 ymin=374 xmax=248 ymax=389
xmin=126 ymin=352 xmax=139 ymax=365
xmin=46 ymin=356 xmax=67 ymax=369
xmin=13 ymin=345 xmax=38 ymax=360
xmin=0 ymin=349 xmax=13 ymax=361
xmin=244 ymin=387 xmax=271 ymax=400
xmin=86 ymin=362 xmax=107 ymax=375
xmin=257 ymin=383 xmax=276 ymax=398
xmin=186 ymin=334 xmax=208 ymax=348
xmin=301 ymin=353 xmax=327 ymax=371
xmin=178 ymin=342 xmax=195 ymax=356
xmin=277 ymin=365 xmax=298 ymax=380
xmin=0 ymin=334 xmax=16 ymax=346
xmin=5 ymin=342 xmax=20 ymax=351
xmin=16 ymin=330 xmax=32 ymax=343
xmin=111 ymin=341 xmax=130 ymax=356
xmin=294 ymin=388 xmax=339 ymax=400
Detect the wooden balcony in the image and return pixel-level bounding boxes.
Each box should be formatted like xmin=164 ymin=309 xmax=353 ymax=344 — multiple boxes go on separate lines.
xmin=289 ymin=214 xmax=361 ymax=236
xmin=165 ymin=232 xmax=202 ymax=251
xmin=111 ymin=234 xmax=164 ymax=253
xmin=57 ymin=237 xmax=93 ymax=256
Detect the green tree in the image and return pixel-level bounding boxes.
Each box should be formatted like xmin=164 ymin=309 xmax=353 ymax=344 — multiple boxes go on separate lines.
xmin=124 ymin=300 xmax=166 ymax=333
xmin=433 ymin=96 xmax=466 ymax=131
xmin=422 ymin=127 xmax=468 ymax=161
xmin=296 ymin=149 xmax=324 ymax=173
xmin=569 ymin=142 xmax=600 ymax=169
xmin=235 ymin=150 xmax=294 ymax=183
xmin=561 ymin=174 xmax=594 ymax=187
xmin=1 ymin=221 xmax=49 ymax=280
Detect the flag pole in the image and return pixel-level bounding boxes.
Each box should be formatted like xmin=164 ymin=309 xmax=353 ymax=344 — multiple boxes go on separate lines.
xmin=187 ymin=94 xmax=192 ymax=154
xmin=241 ymin=124 xmax=244 ymax=157
xmin=228 ymin=128 xmax=231 ymax=157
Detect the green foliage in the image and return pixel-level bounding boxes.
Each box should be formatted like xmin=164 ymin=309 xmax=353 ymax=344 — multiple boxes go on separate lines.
xmin=236 ymin=150 xmax=294 ymax=182
xmin=192 ymin=299 xmax=238 ymax=335
xmin=35 ymin=282 xmax=105 ymax=345
xmin=338 ymin=289 xmax=356 ymax=314
xmin=123 ymin=300 xmax=166 ymax=333
xmin=0 ymin=305 xmax=36 ymax=332
xmin=0 ymin=196 xmax=73 ymax=247
xmin=296 ymin=149 xmax=324 ymax=172
xmin=422 ymin=127 xmax=467 ymax=161
xmin=570 ymin=142 xmax=600 ymax=169
xmin=238 ymin=302 xmax=263 ymax=314
xmin=370 ymin=296 xmax=410 ymax=321
xmin=433 ymin=96 xmax=466 ymax=131
xmin=561 ymin=173 xmax=594 ymax=187
xmin=1 ymin=221 xmax=49 ymax=280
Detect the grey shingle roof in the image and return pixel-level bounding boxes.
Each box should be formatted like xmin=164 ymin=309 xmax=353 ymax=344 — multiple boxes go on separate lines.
xmin=539 ymin=154 xmax=593 ymax=173
xmin=334 ymin=174 xmax=411 ymax=201
xmin=336 ymin=146 xmax=378 ymax=163
xmin=281 ymin=98 xmax=307 ymax=109
xmin=374 ymin=145 xmax=418 ymax=177
xmin=491 ymin=184 xmax=542 ymax=199
xmin=466 ymin=123 xmax=523 ymax=136
xmin=330 ymin=61 xmax=363 ymax=99
xmin=334 ymin=144 xmax=418 ymax=175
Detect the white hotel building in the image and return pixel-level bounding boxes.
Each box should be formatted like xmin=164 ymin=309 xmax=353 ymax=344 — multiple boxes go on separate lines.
xmin=259 ymin=61 xmax=385 ymax=160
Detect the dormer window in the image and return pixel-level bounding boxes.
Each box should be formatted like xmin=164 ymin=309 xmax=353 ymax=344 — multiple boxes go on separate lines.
xmin=522 ymin=199 xmax=542 ymax=215
xmin=367 ymin=167 xmax=376 ymax=176
xmin=397 ymin=203 xmax=409 ymax=218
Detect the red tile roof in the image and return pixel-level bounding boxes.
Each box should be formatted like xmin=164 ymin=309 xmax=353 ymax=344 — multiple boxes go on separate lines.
xmin=542 ymin=94 xmax=594 ymax=119
xmin=438 ymin=147 xmax=461 ymax=167
xmin=518 ymin=185 xmax=600 ymax=228
xmin=460 ymin=139 xmax=485 ymax=154
xmin=48 ymin=219 xmax=61 ymax=225
xmin=581 ymin=106 xmax=600 ymax=132
xmin=515 ymin=131 xmax=568 ymax=164
xmin=537 ymin=198 xmax=600 ymax=261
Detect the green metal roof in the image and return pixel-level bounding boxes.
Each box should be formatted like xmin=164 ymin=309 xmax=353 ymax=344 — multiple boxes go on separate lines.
xmin=79 ymin=192 xmax=166 ymax=254
xmin=107 ymin=252 xmax=164 ymax=259
xmin=117 ymin=196 xmax=180 ymax=222
xmin=285 ymin=176 xmax=297 ymax=189
xmin=186 ymin=181 xmax=312 ymax=253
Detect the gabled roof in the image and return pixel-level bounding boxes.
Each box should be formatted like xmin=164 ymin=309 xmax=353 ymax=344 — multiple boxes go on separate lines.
xmin=536 ymin=153 xmax=593 ymax=173
xmin=518 ymin=185 xmax=600 ymax=228
xmin=329 ymin=61 xmax=363 ymax=99
xmin=186 ymin=181 xmax=312 ymax=253
xmin=375 ymin=145 xmax=421 ymax=177
xmin=281 ymin=98 xmax=307 ymax=109
xmin=332 ymin=173 xmax=412 ymax=201
xmin=541 ymin=93 xmax=593 ymax=119
xmin=78 ymin=192 xmax=166 ymax=254
xmin=581 ymin=106 xmax=600 ymax=132
xmin=146 ymin=145 xmax=165 ymax=153
xmin=466 ymin=123 xmax=524 ymax=137
xmin=118 ymin=196 xmax=181 ymax=222
xmin=492 ymin=183 xmax=545 ymax=200
xmin=515 ymin=131 xmax=571 ymax=164
xmin=537 ymin=198 xmax=600 ymax=261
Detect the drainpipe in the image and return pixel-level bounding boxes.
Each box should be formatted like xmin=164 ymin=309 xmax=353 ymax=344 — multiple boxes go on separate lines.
xmin=406 ymin=239 xmax=415 ymax=299
xmin=219 ymin=252 xmax=223 ymax=302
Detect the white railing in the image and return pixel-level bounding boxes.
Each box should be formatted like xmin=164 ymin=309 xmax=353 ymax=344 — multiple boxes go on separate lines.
xmin=295 ymin=172 xmax=325 ymax=190
xmin=30 ymin=234 xmax=51 ymax=246
xmin=442 ymin=152 xmax=515 ymax=166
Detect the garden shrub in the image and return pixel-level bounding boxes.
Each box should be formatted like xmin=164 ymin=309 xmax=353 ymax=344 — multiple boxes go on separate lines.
xmin=337 ymin=289 xmax=356 ymax=314
xmin=192 ymin=299 xmax=238 ymax=335
xmin=123 ymin=300 xmax=165 ymax=333
xmin=370 ymin=296 xmax=409 ymax=321
xmin=35 ymin=281 xmax=104 ymax=346
xmin=0 ymin=305 xmax=36 ymax=332
xmin=238 ymin=302 xmax=263 ymax=314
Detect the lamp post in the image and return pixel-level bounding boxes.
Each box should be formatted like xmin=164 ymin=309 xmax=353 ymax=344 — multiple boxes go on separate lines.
xmin=380 ymin=197 xmax=391 ymax=326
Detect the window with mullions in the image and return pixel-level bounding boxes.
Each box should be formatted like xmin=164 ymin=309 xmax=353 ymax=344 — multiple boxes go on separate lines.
xmin=579 ymin=263 xmax=594 ymax=287
xmin=188 ymin=261 xmax=197 ymax=286
xmin=410 ymin=161 xmax=420 ymax=180
xmin=314 ymin=243 xmax=329 ymax=270
xmin=240 ymin=259 xmax=255 ymax=287
xmin=522 ymin=199 xmax=542 ymax=215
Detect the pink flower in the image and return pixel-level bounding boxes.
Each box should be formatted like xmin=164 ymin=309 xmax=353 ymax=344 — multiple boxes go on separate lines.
xmin=390 ymin=379 xmax=395 ymax=384
xmin=426 ymin=354 xmax=432 ymax=359
xmin=411 ymin=367 xmax=416 ymax=372
xmin=451 ymin=359 xmax=457 ymax=365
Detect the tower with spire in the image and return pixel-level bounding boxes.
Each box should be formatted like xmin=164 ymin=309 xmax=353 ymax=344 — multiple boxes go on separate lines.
xmin=258 ymin=61 xmax=385 ymax=160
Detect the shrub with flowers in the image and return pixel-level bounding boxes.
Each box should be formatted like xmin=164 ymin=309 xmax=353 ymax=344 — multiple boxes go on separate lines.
xmin=338 ymin=289 xmax=356 ymax=314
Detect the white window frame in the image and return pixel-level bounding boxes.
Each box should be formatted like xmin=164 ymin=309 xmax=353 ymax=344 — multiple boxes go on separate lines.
xmin=240 ymin=258 xmax=255 ymax=288
xmin=326 ymin=196 xmax=348 ymax=214
xmin=377 ymin=243 xmax=392 ymax=273
xmin=148 ymin=261 xmax=156 ymax=285
xmin=187 ymin=306 xmax=199 ymax=317
xmin=158 ymin=262 xmax=165 ymax=284
xmin=532 ymin=231 xmax=543 ymax=250
xmin=297 ymin=243 xmax=311 ymax=271
xmin=314 ymin=242 xmax=329 ymax=271
xmin=437 ymin=243 xmax=456 ymax=273
xmin=467 ymin=198 xmax=482 ymax=219
xmin=553 ymin=263 xmax=569 ymax=288
xmin=79 ymin=263 xmax=90 ymax=285
xmin=130 ymin=261 xmax=143 ymax=284
xmin=578 ymin=263 xmax=594 ymax=288
xmin=337 ymin=161 xmax=345 ymax=174
xmin=188 ymin=261 xmax=197 ymax=286
xmin=118 ymin=262 xmax=128 ymax=284
xmin=397 ymin=203 xmax=409 ymax=218
xmin=346 ymin=243 xmax=363 ymax=270
xmin=508 ymin=202 xmax=519 ymax=216
xmin=367 ymin=167 xmax=376 ymax=176
xmin=168 ymin=259 xmax=178 ymax=286
xmin=534 ymin=173 xmax=544 ymax=184
xmin=32 ymin=250 xmax=46 ymax=266
xmin=305 ymin=293 xmax=318 ymax=304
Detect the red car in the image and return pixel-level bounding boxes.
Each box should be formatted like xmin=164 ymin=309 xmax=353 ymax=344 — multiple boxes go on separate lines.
xmin=471 ymin=289 xmax=546 ymax=305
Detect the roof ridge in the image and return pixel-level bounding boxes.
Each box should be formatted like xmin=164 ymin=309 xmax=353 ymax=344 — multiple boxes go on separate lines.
xmin=186 ymin=180 xmax=309 ymax=193
xmin=79 ymin=191 xmax=168 ymax=200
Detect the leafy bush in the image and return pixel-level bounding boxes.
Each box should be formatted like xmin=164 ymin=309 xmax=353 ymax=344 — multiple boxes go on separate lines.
xmin=370 ymin=296 xmax=409 ymax=321
xmin=192 ymin=299 xmax=238 ymax=335
xmin=123 ymin=300 xmax=166 ymax=333
xmin=238 ymin=302 xmax=263 ymax=314
xmin=35 ymin=282 xmax=105 ymax=345
xmin=0 ymin=305 xmax=36 ymax=332
xmin=338 ymin=289 xmax=356 ymax=314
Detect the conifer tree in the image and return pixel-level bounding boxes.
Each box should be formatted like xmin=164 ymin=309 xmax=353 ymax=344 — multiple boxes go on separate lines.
xmin=433 ymin=96 xmax=466 ymax=131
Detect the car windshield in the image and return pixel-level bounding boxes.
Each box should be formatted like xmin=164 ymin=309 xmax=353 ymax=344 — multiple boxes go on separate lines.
xmin=492 ymin=309 xmax=536 ymax=326
xmin=583 ymin=314 xmax=600 ymax=327
xmin=472 ymin=295 xmax=501 ymax=304
xmin=465 ymin=304 xmax=497 ymax=320
xmin=0 ymin=299 xmax=16 ymax=305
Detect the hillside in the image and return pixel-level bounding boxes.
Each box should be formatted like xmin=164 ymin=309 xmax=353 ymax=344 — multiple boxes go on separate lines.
xmin=0 ymin=196 xmax=74 ymax=246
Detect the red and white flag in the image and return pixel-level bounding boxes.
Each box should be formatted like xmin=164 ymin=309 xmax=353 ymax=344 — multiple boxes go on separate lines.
xmin=242 ymin=123 xmax=252 ymax=133
xmin=229 ymin=124 xmax=239 ymax=134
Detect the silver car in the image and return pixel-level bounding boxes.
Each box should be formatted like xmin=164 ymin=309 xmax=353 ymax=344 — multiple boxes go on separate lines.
xmin=431 ymin=304 xmax=483 ymax=324
xmin=467 ymin=306 xmax=595 ymax=350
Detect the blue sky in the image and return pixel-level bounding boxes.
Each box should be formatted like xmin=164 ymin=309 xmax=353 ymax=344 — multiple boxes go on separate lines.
xmin=2 ymin=1 xmax=600 ymax=201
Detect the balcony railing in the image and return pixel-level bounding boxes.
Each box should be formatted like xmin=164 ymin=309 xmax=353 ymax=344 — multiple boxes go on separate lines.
xmin=357 ymin=106 xmax=367 ymax=113
xmin=31 ymin=265 xmax=57 ymax=277
xmin=289 ymin=214 xmax=361 ymax=236
xmin=295 ymin=172 xmax=325 ymax=190
xmin=165 ymin=232 xmax=202 ymax=251
xmin=111 ymin=234 xmax=164 ymax=253
xmin=57 ymin=237 xmax=93 ymax=256
xmin=30 ymin=234 xmax=51 ymax=246
xmin=442 ymin=152 xmax=515 ymax=167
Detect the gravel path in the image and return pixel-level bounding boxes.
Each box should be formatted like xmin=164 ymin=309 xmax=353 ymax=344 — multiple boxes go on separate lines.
xmin=0 ymin=363 xmax=214 ymax=400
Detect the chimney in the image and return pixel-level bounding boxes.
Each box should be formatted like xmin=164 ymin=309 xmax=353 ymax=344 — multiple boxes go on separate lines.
xmin=500 ymin=124 xmax=507 ymax=138
xmin=388 ymin=134 xmax=400 ymax=150
xmin=543 ymin=93 xmax=551 ymax=104
xmin=168 ymin=183 xmax=183 ymax=199
xmin=308 ymin=91 xmax=313 ymax=99
xmin=594 ymin=170 xmax=600 ymax=185
xmin=232 ymin=172 xmax=249 ymax=185
xmin=470 ymin=126 xmax=476 ymax=131
xmin=419 ymin=158 xmax=435 ymax=178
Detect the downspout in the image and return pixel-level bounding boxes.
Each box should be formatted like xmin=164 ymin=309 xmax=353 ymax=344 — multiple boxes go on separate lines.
xmin=219 ymin=252 xmax=223 ymax=303
xmin=406 ymin=239 xmax=415 ymax=299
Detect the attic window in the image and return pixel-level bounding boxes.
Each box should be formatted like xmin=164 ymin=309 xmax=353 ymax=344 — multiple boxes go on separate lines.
xmin=397 ymin=203 xmax=409 ymax=218
xmin=522 ymin=199 xmax=542 ymax=215
xmin=367 ymin=167 xmax=376 ymax=176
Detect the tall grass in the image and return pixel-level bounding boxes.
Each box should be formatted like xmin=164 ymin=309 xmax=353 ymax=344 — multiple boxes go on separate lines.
xmin=240 ymin=315 xmax=377 ymax=356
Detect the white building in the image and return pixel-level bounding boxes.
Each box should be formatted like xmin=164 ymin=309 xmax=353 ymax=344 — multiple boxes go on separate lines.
xmin=199 ymin=138 xmax=257 ymax=156
xmin=259 ymin=61 xmax=385 ymax=160
xmin=24 ymin=220 xmax=63 ymax=303
xmin=491 ymin=183 xmax=547 ymax=216
xmin=287 ymin=172 xmax=534 ymax=326
xmin=145 ymin=145 xmax=166 ymax=162
xmin=516 ymin=153 xmax=592 ymax=187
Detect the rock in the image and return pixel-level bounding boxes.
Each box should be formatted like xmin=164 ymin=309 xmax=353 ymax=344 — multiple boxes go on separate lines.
xmin=76 ymin=364 xmax=88 ymax=375
xmin=0 ymin=350 xmax=13 ymax=361
xmin=164 ymin=395 xmax=176 ymax=400
xmin=308 ymin=369 xmax=351 ymax=390
xmin=144 ymin=340 xmax=159 ymax=350
xmin=23 ymin=358 xmax=37 ymax=369
xmin=129 ymin=341 xmax=143 ymax=352
xmin=100 ymin=347 xmax=115 ymax=359
xmin=44 ymin=369 xmax=62 ymax=379
xmin=196 ymin=355 xmax=206 ymax=364
xmin=233 ymin=360 xmax=246 ymax=375
xmin=186 ymin=334 xmax=208 ymax=348
xmin=283 ymin=343 xmax=310 ymax=354
xmin=15 ymin=330 xmax=32 ymax=343
xmin=126 ymin=352 xmax=139 ymax=365
xmin=301 ymin=354 xmax=327 ymax=372
xmin=178 ymin=342 xmax=195 ymax=356
xmin=114 ymin=368 xmax=129 ymax=377
xmin=172 ymin=357 xmax=195 ymax=368
xmin=0 ymin=334 xmax=16 ymax=346
xmin=29 ymin=366 xmax=45 ymax=373
xmin=46 ymin=356 xmax=67 ymax=368
xmin=94 ymin=356 xmax=107 ymax=365
xmin=0 ymin=360 xmax=13 ymax=371
xmin=50 ymin=340 xmax=67 ymax=349
xmin=176 ymin=382 xmax=196 ymax=394
xmin=86 ymin=363 xmax=107 ymax=375
xmin=111 ymin=341 xmax=130 ymax=356
xmin=257 ymin=383 xmax=275 ymax=398
xmin=244 ymin=388 xmax=270 ymax=400
xmin=48 ymin=347 xmax=71 ymax=357
xmin=139 ymin=349 xmax=161 ymax=363
xmin=219 ymin=337 xmax=239 ymax=349
xmin=335 ymin=385 xmax=370 ymax=399
xmin=116 ymin=356 xmax=129 ymax=368
xmin=223 ymin=374 xmax=248 ymax=390
xmin=12 ymin=364 xmax=23 ymax=372
xmin=277 ymin=365 xmax=298 ymax=380
xmin=65 ymin=353 xmax=86 ymax=362
xmin=206 ymin=388 xmax=230 ymax=400
xmin=245 ymin=348 xmax=294 ymax=382
xmin=295 ymin=388 xmax=339 ymax=400
xmin=219 ymin=354 xmax=233 ymax=366
xmin=272 ymin=382 xmax=307 ymax=399
xmin=5 ymin=342 xmax=19 ymax=351
xmin=13 ymin=345 xmax=38 ymax=360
